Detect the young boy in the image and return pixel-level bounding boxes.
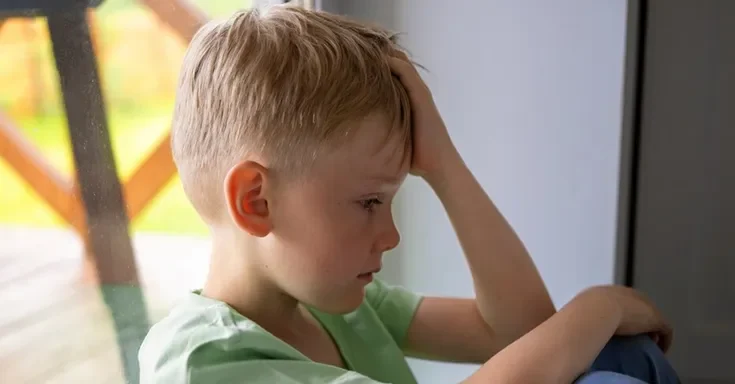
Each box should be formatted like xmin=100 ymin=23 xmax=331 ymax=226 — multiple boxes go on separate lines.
xmin=139 ymin=5 xmax=681 ymax=384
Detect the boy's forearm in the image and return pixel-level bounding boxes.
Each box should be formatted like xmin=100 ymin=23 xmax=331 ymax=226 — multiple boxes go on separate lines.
xmin=425 ymin=150 xmax=555 ymax=345
xmin=462 ymin=288 xmax=621 ymax=384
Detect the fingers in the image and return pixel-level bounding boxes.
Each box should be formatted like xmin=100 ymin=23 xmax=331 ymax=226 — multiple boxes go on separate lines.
xmin=649 ymin=333 xmax=660 ymax=344
xmin=650 ymin=326 xmax=673 ymax=353
xmin=659 ymin=327 xmax=674 ymax=353
xmin=391 ymin=49 xmax=410 ymax=62
xmin=388 ymin=48 xmax=422 ymax=76
xmin=388 ymin=56 xmax=429 ymax=100
xmin=388 ymin=56 xmax=416 ymax=83
xmin=656 ymin=312 xmax=674 ymax=353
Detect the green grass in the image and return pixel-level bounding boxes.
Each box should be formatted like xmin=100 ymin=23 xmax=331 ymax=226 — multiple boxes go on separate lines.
xmin=0 ymin=103 xmax=208 ymax=235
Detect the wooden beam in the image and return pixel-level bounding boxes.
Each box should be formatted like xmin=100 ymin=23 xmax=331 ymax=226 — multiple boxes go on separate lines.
xmin=48 ymin=10 xmax=148 ymax=384
xmin=47 ymin=9 xmax=139 ymax=286
xmin=138 ymin=0 xmax=207 ymax=42
xmin=0 ymin=113 xmax=86 ymax=233
xmin=123 ymin=133 xmax=176 ymax=220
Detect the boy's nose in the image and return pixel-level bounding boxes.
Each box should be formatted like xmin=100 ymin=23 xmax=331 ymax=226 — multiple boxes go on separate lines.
xmin=374 ymin=220 xmax=401 ymax=253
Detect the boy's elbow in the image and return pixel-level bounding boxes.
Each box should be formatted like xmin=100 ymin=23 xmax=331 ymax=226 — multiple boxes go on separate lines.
xmin=532 ymin=300 xmax=557 ymax=327
xmin=522 ymin=303 xmax=556 ymax=336
xmin=523 ymin=293 xmax=557 ymax=327
xmin=502 ymin=302 xmax=557 ymax=347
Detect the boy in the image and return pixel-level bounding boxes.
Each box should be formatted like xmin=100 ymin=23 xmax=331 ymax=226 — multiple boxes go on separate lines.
xmin=139 ymin=5 xmax=681 ymax=384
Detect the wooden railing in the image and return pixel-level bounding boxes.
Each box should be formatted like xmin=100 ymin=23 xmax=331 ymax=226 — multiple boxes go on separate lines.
xmin=0 ymin=0 xmax=206 ymax=272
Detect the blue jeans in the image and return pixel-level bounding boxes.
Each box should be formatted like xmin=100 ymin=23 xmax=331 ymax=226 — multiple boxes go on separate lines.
xmin=574 ymin=335 xmax=681 ymax=384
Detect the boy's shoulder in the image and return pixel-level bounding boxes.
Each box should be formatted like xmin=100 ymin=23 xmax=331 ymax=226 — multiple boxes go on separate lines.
xmin=138 ymin=279 xmax=422 ymax=383
xmin=137 ymin=292 xmax=303 ymax=382
xmin=358 ymin=278 xmax=423 ymax=343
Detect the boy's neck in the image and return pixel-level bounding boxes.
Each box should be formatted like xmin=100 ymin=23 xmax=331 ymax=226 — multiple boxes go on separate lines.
xmin=202 ymin=229 xmax=309 ymax=334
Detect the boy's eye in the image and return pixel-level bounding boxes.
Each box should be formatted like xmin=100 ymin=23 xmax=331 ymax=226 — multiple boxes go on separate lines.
xmin=360 ymin=198 xmax=383 ymax=213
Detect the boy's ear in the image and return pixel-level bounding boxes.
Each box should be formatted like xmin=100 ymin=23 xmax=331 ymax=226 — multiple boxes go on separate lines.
xmin=224 ymin=161 xmax=272 ymax=237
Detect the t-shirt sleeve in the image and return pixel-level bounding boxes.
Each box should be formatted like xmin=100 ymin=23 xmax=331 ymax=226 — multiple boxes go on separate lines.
xmin=187 ymin=360 xmax=389 ymax=384
xmin=364 ymin=278 xmax=424 ymax=347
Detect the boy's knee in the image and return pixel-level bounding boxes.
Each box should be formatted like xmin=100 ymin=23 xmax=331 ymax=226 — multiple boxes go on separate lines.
xmin=576 ymin=371 xmax=648 ymax=384
xmin=596 ymin=334 xmax=659 ymax=360
xmin=589 ymin=335 xmax=681 ymax=384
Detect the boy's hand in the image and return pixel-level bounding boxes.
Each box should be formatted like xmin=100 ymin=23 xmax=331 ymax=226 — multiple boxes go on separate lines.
xmin=389 ymin=53 xmax=459 ymax=179
xmin=590 ymin=285 xmax=674 ymax=353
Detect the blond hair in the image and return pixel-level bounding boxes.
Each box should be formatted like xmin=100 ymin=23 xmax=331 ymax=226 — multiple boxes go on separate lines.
xmin=171 ymin=5 xmax=411 ymax=221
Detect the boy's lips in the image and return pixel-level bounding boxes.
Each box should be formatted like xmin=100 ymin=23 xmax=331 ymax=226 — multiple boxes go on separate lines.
xmin=358 ymin=267 xmax=381 ymax=280
xmin=357 ymin=273 xmax=374 ymax=283
xmin=359 ymin=267 xmax=381 ymax=276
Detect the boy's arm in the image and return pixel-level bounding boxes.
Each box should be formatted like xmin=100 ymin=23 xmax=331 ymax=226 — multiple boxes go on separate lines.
xmin=460 ymin=287 xmax=621 ymax=384
xmin=389 ymin=54 xmax=555 ymax=362
xmin=403 ymin=152 xmax=555 ymax=362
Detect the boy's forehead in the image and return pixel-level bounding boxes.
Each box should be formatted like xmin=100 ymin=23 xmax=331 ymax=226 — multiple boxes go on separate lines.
xmin=341 ymin=118 xmax=408 ymax=168
xmin=319 ymin=115 xmax=410 ymax=184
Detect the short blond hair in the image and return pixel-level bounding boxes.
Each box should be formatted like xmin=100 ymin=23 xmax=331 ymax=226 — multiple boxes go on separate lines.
xmin=171 ymin=5 xmax=411 ymax=221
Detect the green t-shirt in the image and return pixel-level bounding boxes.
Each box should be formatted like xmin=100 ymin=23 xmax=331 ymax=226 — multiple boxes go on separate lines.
xmin=138 ymin=278 xmax=423 ymax=383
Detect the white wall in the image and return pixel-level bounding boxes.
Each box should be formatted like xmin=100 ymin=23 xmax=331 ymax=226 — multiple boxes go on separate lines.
xmin=323 ymin=1 xmax=629 ymax=382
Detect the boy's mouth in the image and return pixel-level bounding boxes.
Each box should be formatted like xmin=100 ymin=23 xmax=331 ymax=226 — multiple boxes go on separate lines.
xmin=357 ymin=267 xmax=381 ymax=282
xmin=357 ymin=273 xmax=374 ymax=283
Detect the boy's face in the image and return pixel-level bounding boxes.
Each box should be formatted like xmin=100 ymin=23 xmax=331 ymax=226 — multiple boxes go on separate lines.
xmin=267 ymin=113 xmax=410 ymax=314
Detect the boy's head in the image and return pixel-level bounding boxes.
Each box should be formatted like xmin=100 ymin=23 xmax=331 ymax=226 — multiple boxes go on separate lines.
xmin=172 ymin=5 xmax=413 ymax=313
